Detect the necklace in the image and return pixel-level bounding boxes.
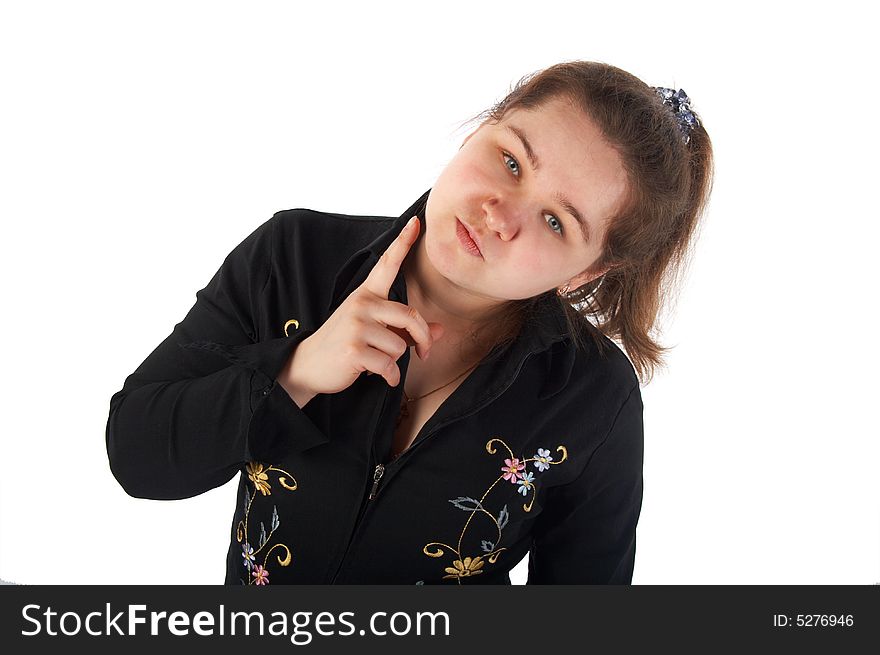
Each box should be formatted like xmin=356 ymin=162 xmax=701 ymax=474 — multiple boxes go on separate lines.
xmin=393 ymin=359 xmax=481 ymax=430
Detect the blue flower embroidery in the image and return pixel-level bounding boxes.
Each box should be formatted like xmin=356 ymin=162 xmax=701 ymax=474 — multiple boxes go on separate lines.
xmin=517 ymin=472 xmax=535 ymax=496
xmin=242 ymin=543 xmax=255 ymax=571
xmin=533 ymin=448 xmax=552 ymax=472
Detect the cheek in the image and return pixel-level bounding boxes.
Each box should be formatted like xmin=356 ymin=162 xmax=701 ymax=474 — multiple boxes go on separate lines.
xmin=485 ymin=251 xmax=557 ymax=300
xmin=515 ymin=249 xmax=542 ymax=273
xmin=424 ymin=229 xmax=456 ymax=271
xmin=440 ymin=154 xmax=495 ymax=191
xmin=497 ymin=248 xmax=549 ymax=285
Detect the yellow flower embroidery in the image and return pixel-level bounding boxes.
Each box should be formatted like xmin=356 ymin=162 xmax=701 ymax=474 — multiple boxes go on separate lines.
xmin=247 ymin=462 xmax=272 ymax=496
xmin=443 ymin=556 xmax=485 ymax=580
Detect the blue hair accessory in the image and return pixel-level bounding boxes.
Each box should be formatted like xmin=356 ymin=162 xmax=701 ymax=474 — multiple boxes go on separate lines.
xmin=653 ymin=87 xmax=700 ymax=145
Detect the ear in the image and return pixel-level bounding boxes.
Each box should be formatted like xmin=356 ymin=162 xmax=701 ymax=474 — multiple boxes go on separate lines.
xmin=565 ymin=264 xmax=612 ymax=290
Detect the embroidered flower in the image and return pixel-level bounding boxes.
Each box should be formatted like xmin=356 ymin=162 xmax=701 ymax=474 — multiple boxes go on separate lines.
xmin=443 ymin=556 xmax=485 ymax=580
xmin=241 ymin=543 xmax=255 ymax=571
xmin=251 ymin=564 xmax=269 ymax=585
xmin=533 ymin=448 xmax=552 ymax=472
xmin=517 ymin=472 xmax=535 ymax=496
xmin=502 ymin=458 xmax=525 ymax=483
xmin=238 ymin=462 xmax=298 ymax=584
xmin=246 ymin=462 xmax=272 ymax=496
xmin=425 ymin=440 xmax=569 ymax=584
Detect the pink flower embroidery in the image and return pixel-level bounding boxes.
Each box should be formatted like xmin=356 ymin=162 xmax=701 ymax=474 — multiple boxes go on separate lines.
xmin=251 ymin=564 xmax=269 ymax=585
xmin=501 ymin=458 xmax=525 ymax=483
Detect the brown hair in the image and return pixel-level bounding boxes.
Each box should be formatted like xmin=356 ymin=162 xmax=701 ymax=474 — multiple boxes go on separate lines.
xmin=460 ymin=60 xmax=715 ymax=384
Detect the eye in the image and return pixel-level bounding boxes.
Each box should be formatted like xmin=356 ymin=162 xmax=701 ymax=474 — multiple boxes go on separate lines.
xmin=502 ymin=151 xmax=521 ymax=177
xmin=502 ymin=151 xmax=565 ymax=238
xmin=544 ymin=213 xmax=564 ymax=236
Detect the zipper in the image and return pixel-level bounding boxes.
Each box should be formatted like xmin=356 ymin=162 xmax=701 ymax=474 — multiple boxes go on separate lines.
xmin=367 ymin=463 xmax=385 ymax=500
xmin=329 ymin=384 xmax=390 ymax=584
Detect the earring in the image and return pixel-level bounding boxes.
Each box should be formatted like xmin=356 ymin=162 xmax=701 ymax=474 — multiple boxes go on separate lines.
xmin=556 ymin=282 xmax=571 ymax=296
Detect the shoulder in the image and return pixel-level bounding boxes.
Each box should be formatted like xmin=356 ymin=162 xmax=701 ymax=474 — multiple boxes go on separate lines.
xmin=588 ymin=328 xmax=639 ymax=390
xmin=559 ymin=311 xmax=639 ymax=392
xmin=266 ymin=206 xmax=396 ymax=276
xmin=542 ymin=328 xmax=642 ymax=487
xmin=271 ymin=207 xmax=395 ymax=248
xmin=562 ymin=321 xmax=641 ymax=421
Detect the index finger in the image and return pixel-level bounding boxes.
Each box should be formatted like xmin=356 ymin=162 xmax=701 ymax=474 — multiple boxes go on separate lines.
xmin=361 ymin=215 xmax=420 ymax=299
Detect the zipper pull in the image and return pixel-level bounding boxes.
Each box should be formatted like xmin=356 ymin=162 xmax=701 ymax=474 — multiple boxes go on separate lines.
xmin=368 ymin=463 xmax=385 ymax=500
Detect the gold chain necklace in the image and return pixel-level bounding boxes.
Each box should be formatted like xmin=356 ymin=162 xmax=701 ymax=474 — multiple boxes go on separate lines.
xmin=394 ymin=359 xmax=481 ymax=429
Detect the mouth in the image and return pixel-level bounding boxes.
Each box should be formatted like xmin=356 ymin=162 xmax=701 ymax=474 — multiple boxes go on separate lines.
xmin=456 ymin=218 xmax=483 ymax=259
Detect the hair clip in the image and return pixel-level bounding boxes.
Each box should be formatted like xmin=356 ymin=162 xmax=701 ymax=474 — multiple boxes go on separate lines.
xmin=653 ymin=87 xmax=700 ymax=145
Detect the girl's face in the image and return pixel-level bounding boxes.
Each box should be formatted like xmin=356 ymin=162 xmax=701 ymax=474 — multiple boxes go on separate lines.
xmin=423 ymin=95 xmax=629 ymax=302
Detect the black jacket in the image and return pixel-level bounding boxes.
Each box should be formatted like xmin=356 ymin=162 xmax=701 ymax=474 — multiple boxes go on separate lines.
xmin=105 ymin=189 xmax=644 ymax=585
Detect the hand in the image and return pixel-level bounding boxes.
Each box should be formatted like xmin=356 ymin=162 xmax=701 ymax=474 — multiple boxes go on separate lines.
xmin=282 ymin=215 xmax=445 ymax=397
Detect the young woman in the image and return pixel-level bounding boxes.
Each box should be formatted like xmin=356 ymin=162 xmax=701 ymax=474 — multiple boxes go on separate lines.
xmin=106 ymin=60 xmax=714 ymax=585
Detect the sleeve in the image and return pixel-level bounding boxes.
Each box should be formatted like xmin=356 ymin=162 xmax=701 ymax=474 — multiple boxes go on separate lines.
xmin=527 ymin=384 xmax=644 ymax=584
xmin=105 ymin=212 xmax=330 ymax=501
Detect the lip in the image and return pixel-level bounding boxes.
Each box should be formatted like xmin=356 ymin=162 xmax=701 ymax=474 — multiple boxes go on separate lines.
xmin=456 ymin=218 xmax=483 ymax=259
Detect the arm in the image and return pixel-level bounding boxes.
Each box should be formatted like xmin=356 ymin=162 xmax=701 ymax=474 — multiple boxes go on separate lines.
xmin=527 ymin=385 xmax=644 ymax=584
xmin=105 ymin=213 xmax=328 ymax=501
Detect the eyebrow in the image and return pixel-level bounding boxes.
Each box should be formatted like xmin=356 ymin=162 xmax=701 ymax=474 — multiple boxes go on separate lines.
xmin=505 ymin=124 xmax=591 ymax=243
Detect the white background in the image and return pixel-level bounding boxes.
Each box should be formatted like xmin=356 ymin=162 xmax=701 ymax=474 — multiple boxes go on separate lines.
xmin=1 ymin=0 xmax=877 ymax=585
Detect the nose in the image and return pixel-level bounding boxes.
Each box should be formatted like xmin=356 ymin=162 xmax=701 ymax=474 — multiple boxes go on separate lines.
xmin=482 ymin=197 xmax=525 ymax=241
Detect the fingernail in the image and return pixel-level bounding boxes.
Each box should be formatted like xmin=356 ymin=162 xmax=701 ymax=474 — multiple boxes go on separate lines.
xmin=406 ymin=216 xmax=418 ymax=229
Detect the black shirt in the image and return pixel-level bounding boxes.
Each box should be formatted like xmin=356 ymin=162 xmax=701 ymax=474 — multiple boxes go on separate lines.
xmin=105 ymin=189 xmax=644 ymax=585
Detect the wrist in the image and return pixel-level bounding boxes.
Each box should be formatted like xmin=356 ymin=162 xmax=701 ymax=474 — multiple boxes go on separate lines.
xmin=278 ymin=344 xmax=317 ymax=408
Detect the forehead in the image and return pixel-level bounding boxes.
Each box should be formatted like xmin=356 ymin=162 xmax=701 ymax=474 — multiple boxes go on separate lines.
xmin=489 ymin=97 xmax=629 ymax=235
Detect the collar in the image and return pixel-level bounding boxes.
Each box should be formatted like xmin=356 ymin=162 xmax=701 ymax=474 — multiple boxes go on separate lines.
xmin=326 ymin=189 xmax=577 ymax=399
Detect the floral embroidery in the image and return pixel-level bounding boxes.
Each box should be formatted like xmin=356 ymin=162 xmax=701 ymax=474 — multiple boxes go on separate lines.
xmin=423 ymin=438 xmax=568 ymax=584
xmin=251 ymin=564 xmax=270 ymax=585
xmin=517 ymin=472 xmax=535 ymax=496
xmin=444 ymin=556 xmax=485 ymax=579
xmin=533 ymin=448 xmax=552 ymax=472
xmin=248 ymin=462 xmax=272 ymax=496
xmin=237 ymin=461 xmax=298 ymax=586
xmin=501 ymin=458 xmax=525 ymax=482
xmin=241 ymin=543 xmax=255 ymax=569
